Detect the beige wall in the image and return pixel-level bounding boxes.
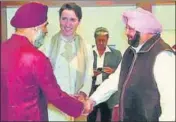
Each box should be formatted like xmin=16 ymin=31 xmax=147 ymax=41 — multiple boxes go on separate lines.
xmin=5 ymin=4 xmax=175 ymax=52
xmin=153 ymin=5 xmax=175 ymax=47
xmin=6 ymin=6 xmax=135 ymax=52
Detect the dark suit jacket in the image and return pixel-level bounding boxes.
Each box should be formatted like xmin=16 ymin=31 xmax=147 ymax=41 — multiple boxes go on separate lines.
xmin=91 ymin=46 xmax=122 ymax=108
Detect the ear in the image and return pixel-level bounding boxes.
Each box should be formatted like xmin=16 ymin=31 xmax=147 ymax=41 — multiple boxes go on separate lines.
xmin=32 ymin=27 xmax=37 ymax=31
xmin=34 ymin=26 xmax=41 ymax=31
xmin=78 ymin=20 xmax=81 ymax=25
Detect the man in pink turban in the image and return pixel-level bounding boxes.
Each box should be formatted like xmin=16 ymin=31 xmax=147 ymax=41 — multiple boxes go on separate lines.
xmin=122 ymin=7 xmax=162 ymax=47
xmin=1 ymin=2 xmax=92 ymax=121
xmin=89 ymin=7 xmax=175 ymax=121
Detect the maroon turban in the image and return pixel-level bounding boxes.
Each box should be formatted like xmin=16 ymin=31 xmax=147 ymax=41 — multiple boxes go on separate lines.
xmin=11 ymin=2 xmax=48 ymax=28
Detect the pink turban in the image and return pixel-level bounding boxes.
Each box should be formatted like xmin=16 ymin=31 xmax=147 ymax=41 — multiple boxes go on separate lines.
xmin=122 ymin=7 xmax=162 ymax=34
xmin=11 ymin=2 xmax=48 ymax=28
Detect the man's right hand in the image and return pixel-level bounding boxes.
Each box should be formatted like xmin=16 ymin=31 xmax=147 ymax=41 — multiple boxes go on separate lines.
xmin=103 ymin=67 xmax=114 ymax=74
xmin=81 ymin=98 xmax=96 ymax=115
xmin=93 ymin=69 xmax=101 ymax=76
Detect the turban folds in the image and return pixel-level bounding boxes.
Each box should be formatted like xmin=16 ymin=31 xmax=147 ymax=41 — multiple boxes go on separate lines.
xmin=94 ymin=27 xmax=109 ymax=37
xmin=11 ymin=2 xmax=48 ymax=28
xmin=122 ymin=8 xmax=162 ymax=34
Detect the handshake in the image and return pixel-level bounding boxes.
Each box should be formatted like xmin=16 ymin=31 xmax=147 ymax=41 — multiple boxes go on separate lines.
xmin=74 ymin=92 xmax=96 ymax=116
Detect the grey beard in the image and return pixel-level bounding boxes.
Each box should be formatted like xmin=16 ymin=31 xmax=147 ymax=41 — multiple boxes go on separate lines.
xmin=34 ymin=38 xmax=44 ymax=48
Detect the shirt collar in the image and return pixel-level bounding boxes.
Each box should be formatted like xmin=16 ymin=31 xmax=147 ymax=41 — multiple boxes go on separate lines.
xmin=11 ymin=34 xmax=33 ymax=46
xmin=93 ymin=46 xmax=111 ymax=55
xmin=131 ymin=44 xmax=144 ymax=53
xmin=60 ymin=34 xmax=75 ymax=43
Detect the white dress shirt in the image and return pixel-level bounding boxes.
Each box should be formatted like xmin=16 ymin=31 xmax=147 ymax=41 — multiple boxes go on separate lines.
xmin=93 ymin=46 xmax=111 ymax=85
xmin=47 ymin=36 xmax=78 ymax=121
xmin=54 ymin=37 xmax=77 ymax=94
xmin=40 ymin=34 xmax=93 ymax=121
xmin=90 ymin=45 xmax=175 ymax=121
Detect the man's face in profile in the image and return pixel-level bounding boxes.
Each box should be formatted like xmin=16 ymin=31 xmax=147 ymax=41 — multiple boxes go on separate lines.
xmin=125 ymin=25 xmax=140 ymax=47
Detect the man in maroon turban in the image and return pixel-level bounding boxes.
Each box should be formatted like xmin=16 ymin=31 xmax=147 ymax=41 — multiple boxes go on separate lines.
xmin=1 ymin=2 xmax=91 ymax=121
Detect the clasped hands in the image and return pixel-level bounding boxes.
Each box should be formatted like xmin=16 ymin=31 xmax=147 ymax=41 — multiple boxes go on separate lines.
xmin=74 ymin=92 xmax=95 ymax=116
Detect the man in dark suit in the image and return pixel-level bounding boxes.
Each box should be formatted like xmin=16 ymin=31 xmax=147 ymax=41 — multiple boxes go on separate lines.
xmin=87 ymin=27 xmax=122 ymax=122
